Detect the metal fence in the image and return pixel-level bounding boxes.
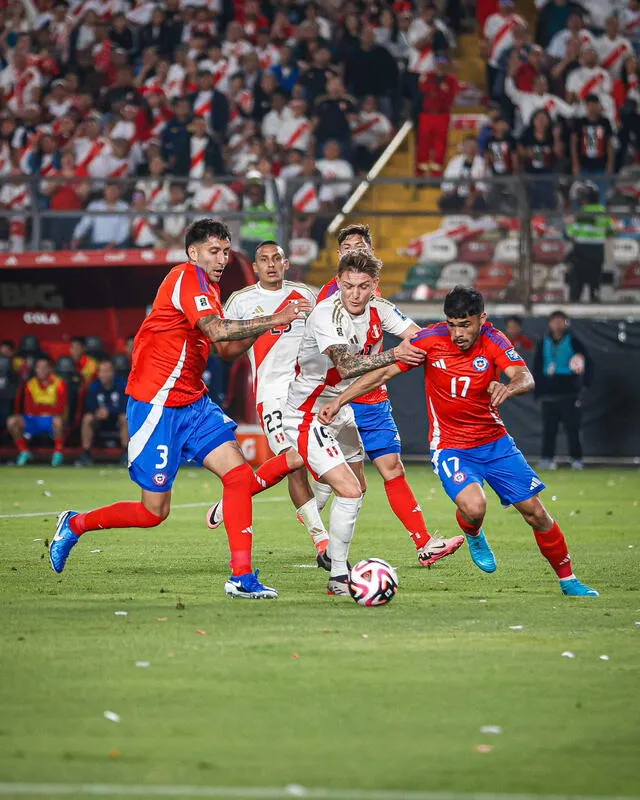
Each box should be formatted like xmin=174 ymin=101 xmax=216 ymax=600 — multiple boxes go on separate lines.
xmin=1 ymin=172 xmax=639 ymax=306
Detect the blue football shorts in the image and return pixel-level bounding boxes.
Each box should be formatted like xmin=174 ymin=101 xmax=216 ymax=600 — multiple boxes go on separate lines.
xmin=24 ymin=415 xmax=54 ymax=437
xmin=430 ymin=434 xmax=545 ymax=507
xmin=351 ymin=400 xmax=402 ymax=461
xmin=127 ymin=395 xmax=237 ymax=492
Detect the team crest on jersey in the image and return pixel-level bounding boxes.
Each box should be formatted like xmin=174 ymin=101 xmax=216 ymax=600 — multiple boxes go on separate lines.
xmin=153 ymin=472 xmax=168 ymax=487
xmin=473 ymin=356 xmax=489 ymax=372
xmin=505 ymin=348 xmax=520 ymax=361
xmin=453 ymin=471 xmax=467 ymax=484
xmin=195 ymin=294 xmax=212 ymax=311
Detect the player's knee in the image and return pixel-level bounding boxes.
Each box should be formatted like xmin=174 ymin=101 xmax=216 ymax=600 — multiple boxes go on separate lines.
xmin=458 ymin=497 xmax=486 ymax=525
xmin=6 ymin=415 xmax=21 ymax=432
xmin=378 ymin=454 xmax=405 ymax=481
xmin=285 ymin=448 xmax=304 ymax=470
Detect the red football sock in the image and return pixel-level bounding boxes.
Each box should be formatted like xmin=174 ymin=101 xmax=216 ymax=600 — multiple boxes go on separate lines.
xmin=456 ymin=508 xmax=482 ymax=536
xmin=70 ymin=502 xmax=164 ymax=536
xmin=251 ymin=452 xmax=293 ymax=496
xmin=384 ymin=475 xmax=431 ymax=549
xmin=222 ymin=463 xmax=254 ymax=575
xmin=53 ymin=437 xmax=64 ymax=452
xmin=534 ymin=521 xmax=573 ymax=579
xmin=16 ymin=437 xmax=29 ymax=453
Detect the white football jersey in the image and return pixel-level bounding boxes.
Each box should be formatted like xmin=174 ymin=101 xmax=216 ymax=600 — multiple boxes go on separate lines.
xmin=287 ymin=295 xmax=413 ymax=413
xmin=224 ymin=281 xmax=317 ymax=405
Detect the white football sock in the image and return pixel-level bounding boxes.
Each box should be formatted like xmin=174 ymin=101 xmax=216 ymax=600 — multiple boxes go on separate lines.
xmin=311 ymin=478 xmax=333 ymax=513
xmin=328 ymin=495 xmax=362 ymax=577
xmin=296 ymin=498 xmax=329 ymax=546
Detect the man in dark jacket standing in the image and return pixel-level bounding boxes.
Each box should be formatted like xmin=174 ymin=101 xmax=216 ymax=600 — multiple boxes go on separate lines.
xmin=533 ymin=310 xmax=592 ymax=470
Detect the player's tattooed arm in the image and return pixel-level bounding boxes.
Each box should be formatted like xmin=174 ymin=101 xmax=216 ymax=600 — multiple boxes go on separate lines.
xmin=325 ymin=344 xmax=397 ymax=379
xmin=318 ymin=363 xmax=403 ymax=425
xmin=488 ymin=365 xmax=535 ymax=407
xmin=325 ymin=337 xmax=424 ymax=380
xmin=197 ymin=298 xmax=312 ymax=343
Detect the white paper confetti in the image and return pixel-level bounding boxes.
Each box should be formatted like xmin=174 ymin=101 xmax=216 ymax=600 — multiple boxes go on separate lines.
xmin=114 ymin=611 xmax=128 ymax=616
xmin=104 ymin=711 xmax=120 ymax=723
xmin=561 ymin=651 xmax=575 ymax=659
xmin=135 ymin=661 xmax=150 ymax=668
xmin=480 ymin=725 xmax=502 ymax=735
xmin=361 ymin=634 xmax=369 ymax=639
xmin=629 ymin=545 xmax=634 ymax=549
xmin=293 ymin=564 xmax=318 ymax=569
xmin=43 ymin=491 xmax=52 ymax=498
xmin=551 ymin=495 xmax=558 ymax=501
xmin=635 ymin=621 xmax=640 ymax=627
xmin=90 ymin=549 xmax=102 ymax=554
xmin=509 ymin=625 xmax=524 ymax=630
xmin=599 ymin=655 xmax=610 ymax=661
xmin=36 ymin=480 xmax=45 ymax=485
xmin=33 ymin=538 xmax=42 ymax=542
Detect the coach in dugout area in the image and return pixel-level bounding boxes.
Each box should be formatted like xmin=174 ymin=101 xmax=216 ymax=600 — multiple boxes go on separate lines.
xmin=533 ymin=311 xmax=592 ymax=472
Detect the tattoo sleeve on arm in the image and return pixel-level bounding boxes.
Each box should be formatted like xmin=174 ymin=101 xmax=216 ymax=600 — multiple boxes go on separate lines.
xmin=325 ymin=344 xmax=397 ymax=379
xmin=197 ymin=313 xmax=278 ymax=343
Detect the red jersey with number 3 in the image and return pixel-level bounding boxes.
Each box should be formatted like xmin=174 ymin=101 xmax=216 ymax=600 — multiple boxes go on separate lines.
xmin=126 ymin=262 xmax=223 ymax=407
xmin=398 ymin=321 xmax=526 ymax=450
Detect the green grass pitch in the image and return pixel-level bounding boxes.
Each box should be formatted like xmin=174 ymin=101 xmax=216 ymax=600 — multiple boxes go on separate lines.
xmin=0 ymin=464 xmax=639 ymax=800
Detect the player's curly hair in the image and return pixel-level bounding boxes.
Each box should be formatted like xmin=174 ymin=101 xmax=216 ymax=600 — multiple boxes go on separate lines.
xmin=337 ymin=224 xmax=373 ymax=248
xmin=444 ymin=286 xmax=484 ymax=318
xmin=185 ymin=219 xmax=232 ymax=254
xmin=337 ymin=249 xmax=382 ymax=280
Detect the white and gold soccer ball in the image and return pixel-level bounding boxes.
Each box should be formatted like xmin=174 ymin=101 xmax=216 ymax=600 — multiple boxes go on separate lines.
xmin=348 ymin=558 xmax=399 ymax=607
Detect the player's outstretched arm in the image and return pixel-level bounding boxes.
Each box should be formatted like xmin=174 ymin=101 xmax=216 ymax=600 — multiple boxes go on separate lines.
xmin=488 ymin=365 xmax=535 ymax=408
xmin=318 ymin=363 xmax=404 ymax=425
xmin=325 ymin=337 xmax=424 ymax=380
xmin=214 ymin=338 xmax=258 ymax=361
xmin=197 ymin=298 xmax=312 ymax=343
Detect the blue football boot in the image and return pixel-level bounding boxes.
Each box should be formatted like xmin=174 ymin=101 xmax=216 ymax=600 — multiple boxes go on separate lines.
xmin=466 ymin=530 xmax=497 ymax=573
xmin=224 ymin=569 xmax=278 ymax=599
xmin=49 ymin=511 xmax=80 ymax=573
xmin=560 ymin=577 xmax=599 ymax=597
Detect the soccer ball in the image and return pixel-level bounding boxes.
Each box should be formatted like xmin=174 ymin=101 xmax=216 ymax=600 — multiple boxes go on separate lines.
xmin=348 ymin=558 xmax=399 ymax=607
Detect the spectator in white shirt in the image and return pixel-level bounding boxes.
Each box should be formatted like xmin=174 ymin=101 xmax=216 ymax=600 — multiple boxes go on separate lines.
xmin=439 ymin=136 xmax=488 ymax=212
xmin=158 ymin=182 xmax=189 ymax=247
xmin=71 ymin=183 xmax=130 ymax=250
xmin=506 ymin=69 xmax=574 ymax=129
xmin=316 ymin=139 xmax=355 ymax=206
xmin=620 ymin=0 xmax=640 ymax=53
xmin=546 ymin=12 xmax=595 ymax=60
xmin=595 ymin=15 xmax=634 ymax=78
xmin=261 ymin=90 xmax=291 ymax=141
xmin=351 ymin=95 xmax=393 ymax=172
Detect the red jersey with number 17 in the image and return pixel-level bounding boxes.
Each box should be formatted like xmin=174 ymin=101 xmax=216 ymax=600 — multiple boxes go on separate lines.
xmin=398 ymin=321 xmax=526 ymax=451
xmin=126 ymin=262 xmax=223 ymax=407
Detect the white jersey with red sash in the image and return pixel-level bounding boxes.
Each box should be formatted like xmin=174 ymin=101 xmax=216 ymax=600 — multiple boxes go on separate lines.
xmin=596 ymin=35 xmax=633 ymax=78
xmin=192 ymin=183 xmax=239 ymax=212
xmin=484 ymin=12 xmax=527 ymax=68
xmin=224 ymin=281 xmax=318 ymax=405
xmin=136 ymin=178 xmax=169 ymax=211
xmin=350 ymin=111 xmax=392 ymax=148
xmin=193 ymin=90 xmax=214 ymax=118
xmin=165 ymin=64 xmax=185 ymax=99
xmin=276 ymin=117 xmax=312 ymax=151
xmin=131 ymin=215 xmax=159 ymax=248
xmin=292 ymin=182 xmax=320 ymax=214
xmin=75 ymin=136 xmax=109 ymax=171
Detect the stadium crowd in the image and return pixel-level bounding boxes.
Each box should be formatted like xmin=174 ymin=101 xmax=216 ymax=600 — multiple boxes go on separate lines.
xmin=0 ymin=0 xmax=637 ymax=254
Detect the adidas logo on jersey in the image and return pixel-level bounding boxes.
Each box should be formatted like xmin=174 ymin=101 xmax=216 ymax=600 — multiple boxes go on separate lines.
xmin=432 ymin=359 xmax=447 ymax=369
xmin=253 ymin=305 xmax=265 ymax=314
xmin=529 ymin=477 xmax=542 ymax=490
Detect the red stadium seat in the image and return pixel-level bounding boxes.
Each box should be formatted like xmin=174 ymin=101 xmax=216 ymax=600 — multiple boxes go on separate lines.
xmin=620 ymin=264 xmax=640 ymax=289
xmin=532 ymin=239 xmax=569 ymax=265
xmin=458 ymin=238 xmax=496 ymax=264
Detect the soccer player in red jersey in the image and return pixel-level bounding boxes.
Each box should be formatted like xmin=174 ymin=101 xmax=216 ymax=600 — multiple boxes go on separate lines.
xmin=319 ymin=286 xmax=598 ymax=597
xmin=49 ymin=219 xmax=312 ymax=599
xmin=314 ymin=224 xmax=456 ymax=567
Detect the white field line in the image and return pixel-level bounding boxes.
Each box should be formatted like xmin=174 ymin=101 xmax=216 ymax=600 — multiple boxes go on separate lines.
xmin=0 ymin=788 xmax=638 ymax=800
xmin=0 ymin=497 xmax=287 ymax=520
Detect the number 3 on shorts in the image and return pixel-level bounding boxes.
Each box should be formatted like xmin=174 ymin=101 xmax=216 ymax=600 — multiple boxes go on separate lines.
xmin=155 ymin=445 xmax=168 ymax=469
